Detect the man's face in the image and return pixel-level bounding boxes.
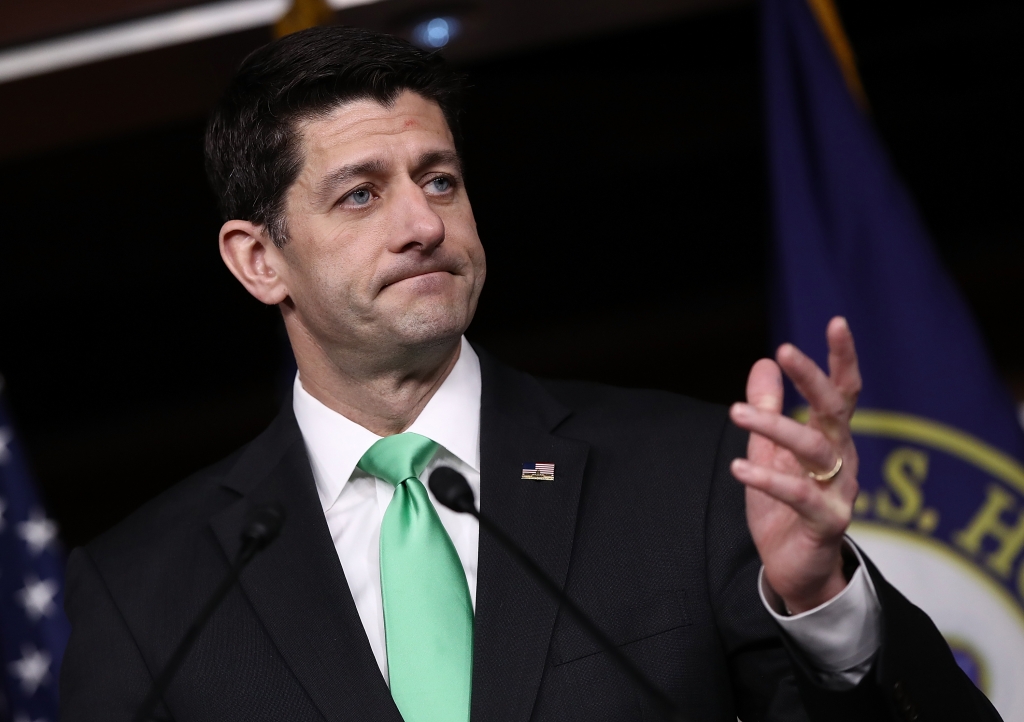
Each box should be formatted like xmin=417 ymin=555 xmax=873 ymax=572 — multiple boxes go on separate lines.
xmin=276 ymin=90 xmax=485 ymax=360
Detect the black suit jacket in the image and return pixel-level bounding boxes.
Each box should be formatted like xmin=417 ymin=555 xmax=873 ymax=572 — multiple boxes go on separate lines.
xmin=61 ymin=350 xmax=1000 ymax=722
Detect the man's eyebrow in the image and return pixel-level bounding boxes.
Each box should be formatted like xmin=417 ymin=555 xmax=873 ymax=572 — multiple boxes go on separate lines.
xmin=414 ymin=150 xmax=463 ymax=175
xmin=313 ymin=158 xmax=390 ymax=205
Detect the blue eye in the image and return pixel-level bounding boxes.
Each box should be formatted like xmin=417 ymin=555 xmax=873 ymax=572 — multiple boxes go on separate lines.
xmin=349 ymin=189 xmax=371 ymax=205
xmin=430 ymin=177 xmax=452 ymax=192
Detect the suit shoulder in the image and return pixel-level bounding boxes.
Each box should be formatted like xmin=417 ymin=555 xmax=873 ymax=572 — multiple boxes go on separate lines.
xmin=539 ymin=377 xmax=730 ymax=433
xmin=83 ymin=444 xmax=244 ymax=571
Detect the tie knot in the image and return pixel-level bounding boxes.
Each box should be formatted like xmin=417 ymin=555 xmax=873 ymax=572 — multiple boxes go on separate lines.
xmin=357 ymin=432 xmax=439 ymax=487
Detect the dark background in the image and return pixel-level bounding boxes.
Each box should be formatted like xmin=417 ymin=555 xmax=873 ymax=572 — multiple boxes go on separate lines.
xmin=0 ymin=0 xmax=1021 ymax=548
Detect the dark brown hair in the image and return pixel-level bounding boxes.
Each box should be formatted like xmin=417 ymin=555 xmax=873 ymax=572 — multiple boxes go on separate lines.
xmin=204 ymin=26 xmax=465 ymax=246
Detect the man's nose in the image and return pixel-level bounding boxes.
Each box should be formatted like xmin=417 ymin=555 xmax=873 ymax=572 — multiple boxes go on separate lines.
xmin=387 ymin=179 xmax=445 ymax=254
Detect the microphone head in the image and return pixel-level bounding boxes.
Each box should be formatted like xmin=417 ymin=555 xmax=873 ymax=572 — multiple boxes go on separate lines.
xmin=429 ymin=467 xmax=476 ymax=514
xmin=241 ymin=502 xmax=286 ymax=549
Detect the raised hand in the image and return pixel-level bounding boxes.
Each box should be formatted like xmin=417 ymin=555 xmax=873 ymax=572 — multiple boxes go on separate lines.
xmin=728 ymin=316 xmax=862 ymax=613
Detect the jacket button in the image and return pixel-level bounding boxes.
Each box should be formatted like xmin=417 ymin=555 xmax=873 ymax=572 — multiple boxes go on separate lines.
xmin=892 ymin=682 xmax=917 ymax=721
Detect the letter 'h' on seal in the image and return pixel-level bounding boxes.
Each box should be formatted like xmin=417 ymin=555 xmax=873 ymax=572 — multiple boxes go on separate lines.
xmin=358 ymin=433 xmax=473 ymax=722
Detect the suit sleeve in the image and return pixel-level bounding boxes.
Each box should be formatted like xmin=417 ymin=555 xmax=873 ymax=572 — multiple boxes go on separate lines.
xmin=705 ymin=421 xmax=1003 ymax=722
xmin=704 ymin=420 xmax=811 ymax=722
xmin=785 ymin=553 xmax=1004 ymax=722
xmin=61 ymin=547 xmax=172 ymax=722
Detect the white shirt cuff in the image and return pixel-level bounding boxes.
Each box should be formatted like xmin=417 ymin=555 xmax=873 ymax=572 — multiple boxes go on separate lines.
xmin=757 ymin=540 xmax=882 ymax=689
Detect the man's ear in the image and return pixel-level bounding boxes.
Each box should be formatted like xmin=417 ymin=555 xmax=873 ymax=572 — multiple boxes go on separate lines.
xmin=219 ymin=220 xmax=290 ymax=305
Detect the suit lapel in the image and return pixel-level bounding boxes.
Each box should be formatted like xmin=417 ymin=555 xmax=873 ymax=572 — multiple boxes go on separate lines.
xmin=210 ymin=407 xmax=403 ymax=722
xmin=471 ymin=350 xmax=589 ymax=722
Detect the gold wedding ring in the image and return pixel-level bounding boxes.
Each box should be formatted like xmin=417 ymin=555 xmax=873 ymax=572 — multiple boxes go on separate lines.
xmin=808 ymin=456 xmax=843 ymax=483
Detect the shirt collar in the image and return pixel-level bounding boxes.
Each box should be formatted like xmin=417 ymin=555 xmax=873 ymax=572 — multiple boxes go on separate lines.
xmin=292 ymin=337 xmax=481 ymax=511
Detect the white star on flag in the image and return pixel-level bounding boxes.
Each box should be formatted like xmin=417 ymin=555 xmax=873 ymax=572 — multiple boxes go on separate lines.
xmin=0 ymin=426 xmax=12 ymax=464
xmin=8 ymin=644 xmax=51 ymax=696
xmin=17 ymin=510 xmax=57 ymax=556
xmin=16 ymin=576 xmax=59 ymax=622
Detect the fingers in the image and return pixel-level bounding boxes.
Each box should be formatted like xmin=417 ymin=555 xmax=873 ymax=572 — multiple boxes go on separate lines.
xmin=739 ymin=316 xmax=860 ymax=467
xmin=826 ymin=317 xmax=862 ymax=402
xmin=730 ymin=402 xmax=837 ymax=473
xmin=777 ymin=317 xmax=861 ymax=418
xmin=775 ymin=343 xmax=846 ymax=420
xmin=730 ymin=458 xmax=852 ymax=529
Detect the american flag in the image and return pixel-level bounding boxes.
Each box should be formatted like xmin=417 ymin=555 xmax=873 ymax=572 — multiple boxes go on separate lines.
xmin=0 ymin=379 xmax=69 ymax=722
xmin=521 ymin=462 xmax=555 ymax=481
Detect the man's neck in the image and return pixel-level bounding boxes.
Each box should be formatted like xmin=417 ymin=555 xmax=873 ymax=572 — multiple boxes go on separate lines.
xmin=291 ymin=330 xmax=463 ymax=437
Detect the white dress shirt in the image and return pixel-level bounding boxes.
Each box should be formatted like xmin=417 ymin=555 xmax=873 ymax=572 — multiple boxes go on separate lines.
xmin=760 ymin=545 xmax=881 ymax=688
xmin=294 ymin=337 xmax=482 ymax=683
xmin=293 ymin=336 xmax=880 ymax=689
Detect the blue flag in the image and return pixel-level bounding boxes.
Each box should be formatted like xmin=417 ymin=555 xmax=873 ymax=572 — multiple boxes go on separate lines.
xmin=763 ymin=0 xmax=1024 ymax=714
xmin=0 ymin=382 xmax=69 ymax=722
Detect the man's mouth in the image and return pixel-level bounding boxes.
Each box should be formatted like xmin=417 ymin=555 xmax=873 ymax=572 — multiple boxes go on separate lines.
xmin=380 ymin=269 xmax=454 ymax=290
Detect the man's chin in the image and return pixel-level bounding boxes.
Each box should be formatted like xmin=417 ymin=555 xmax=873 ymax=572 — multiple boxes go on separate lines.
xmin=386 ymin=304 xmax=472 ymax=350
xmin=372 ymin=275 xmax=478 ymax=349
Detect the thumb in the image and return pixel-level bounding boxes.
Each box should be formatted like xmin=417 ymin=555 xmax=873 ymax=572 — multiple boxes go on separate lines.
xmin=747 ymin=358 xmax=784 ymax=413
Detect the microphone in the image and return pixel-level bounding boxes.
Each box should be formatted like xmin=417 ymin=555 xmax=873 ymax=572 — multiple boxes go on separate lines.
xmin=429 ymin=468 xmax=686 ymax=722
xmin=132 ymin=502 xmax=286 ymax=722
xmin=240 ymin=502 xmax=286 ymax=557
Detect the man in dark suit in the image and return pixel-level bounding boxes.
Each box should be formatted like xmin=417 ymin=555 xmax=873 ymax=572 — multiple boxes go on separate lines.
xmin=61 ymin=26 xmax=999 ymax=722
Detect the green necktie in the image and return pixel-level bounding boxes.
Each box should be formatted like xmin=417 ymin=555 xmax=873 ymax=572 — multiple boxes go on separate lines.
xmin=358 ymin=432 xmax=473 ymax=722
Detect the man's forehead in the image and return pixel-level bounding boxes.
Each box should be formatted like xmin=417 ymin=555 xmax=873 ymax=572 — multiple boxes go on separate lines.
xmin=298 ymin=91 xmax=452 ymax=162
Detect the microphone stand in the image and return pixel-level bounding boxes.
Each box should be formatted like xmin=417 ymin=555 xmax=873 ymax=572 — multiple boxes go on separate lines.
xmin=131 ymin=504 xmax=285 ymax=722
xmin=429 ymin=469 xmax=686 ymax=722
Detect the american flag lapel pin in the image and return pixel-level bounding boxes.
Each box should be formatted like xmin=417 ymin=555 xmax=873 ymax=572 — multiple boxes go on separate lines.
xmin=522 ymin=462 xmax=555 ymax=481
